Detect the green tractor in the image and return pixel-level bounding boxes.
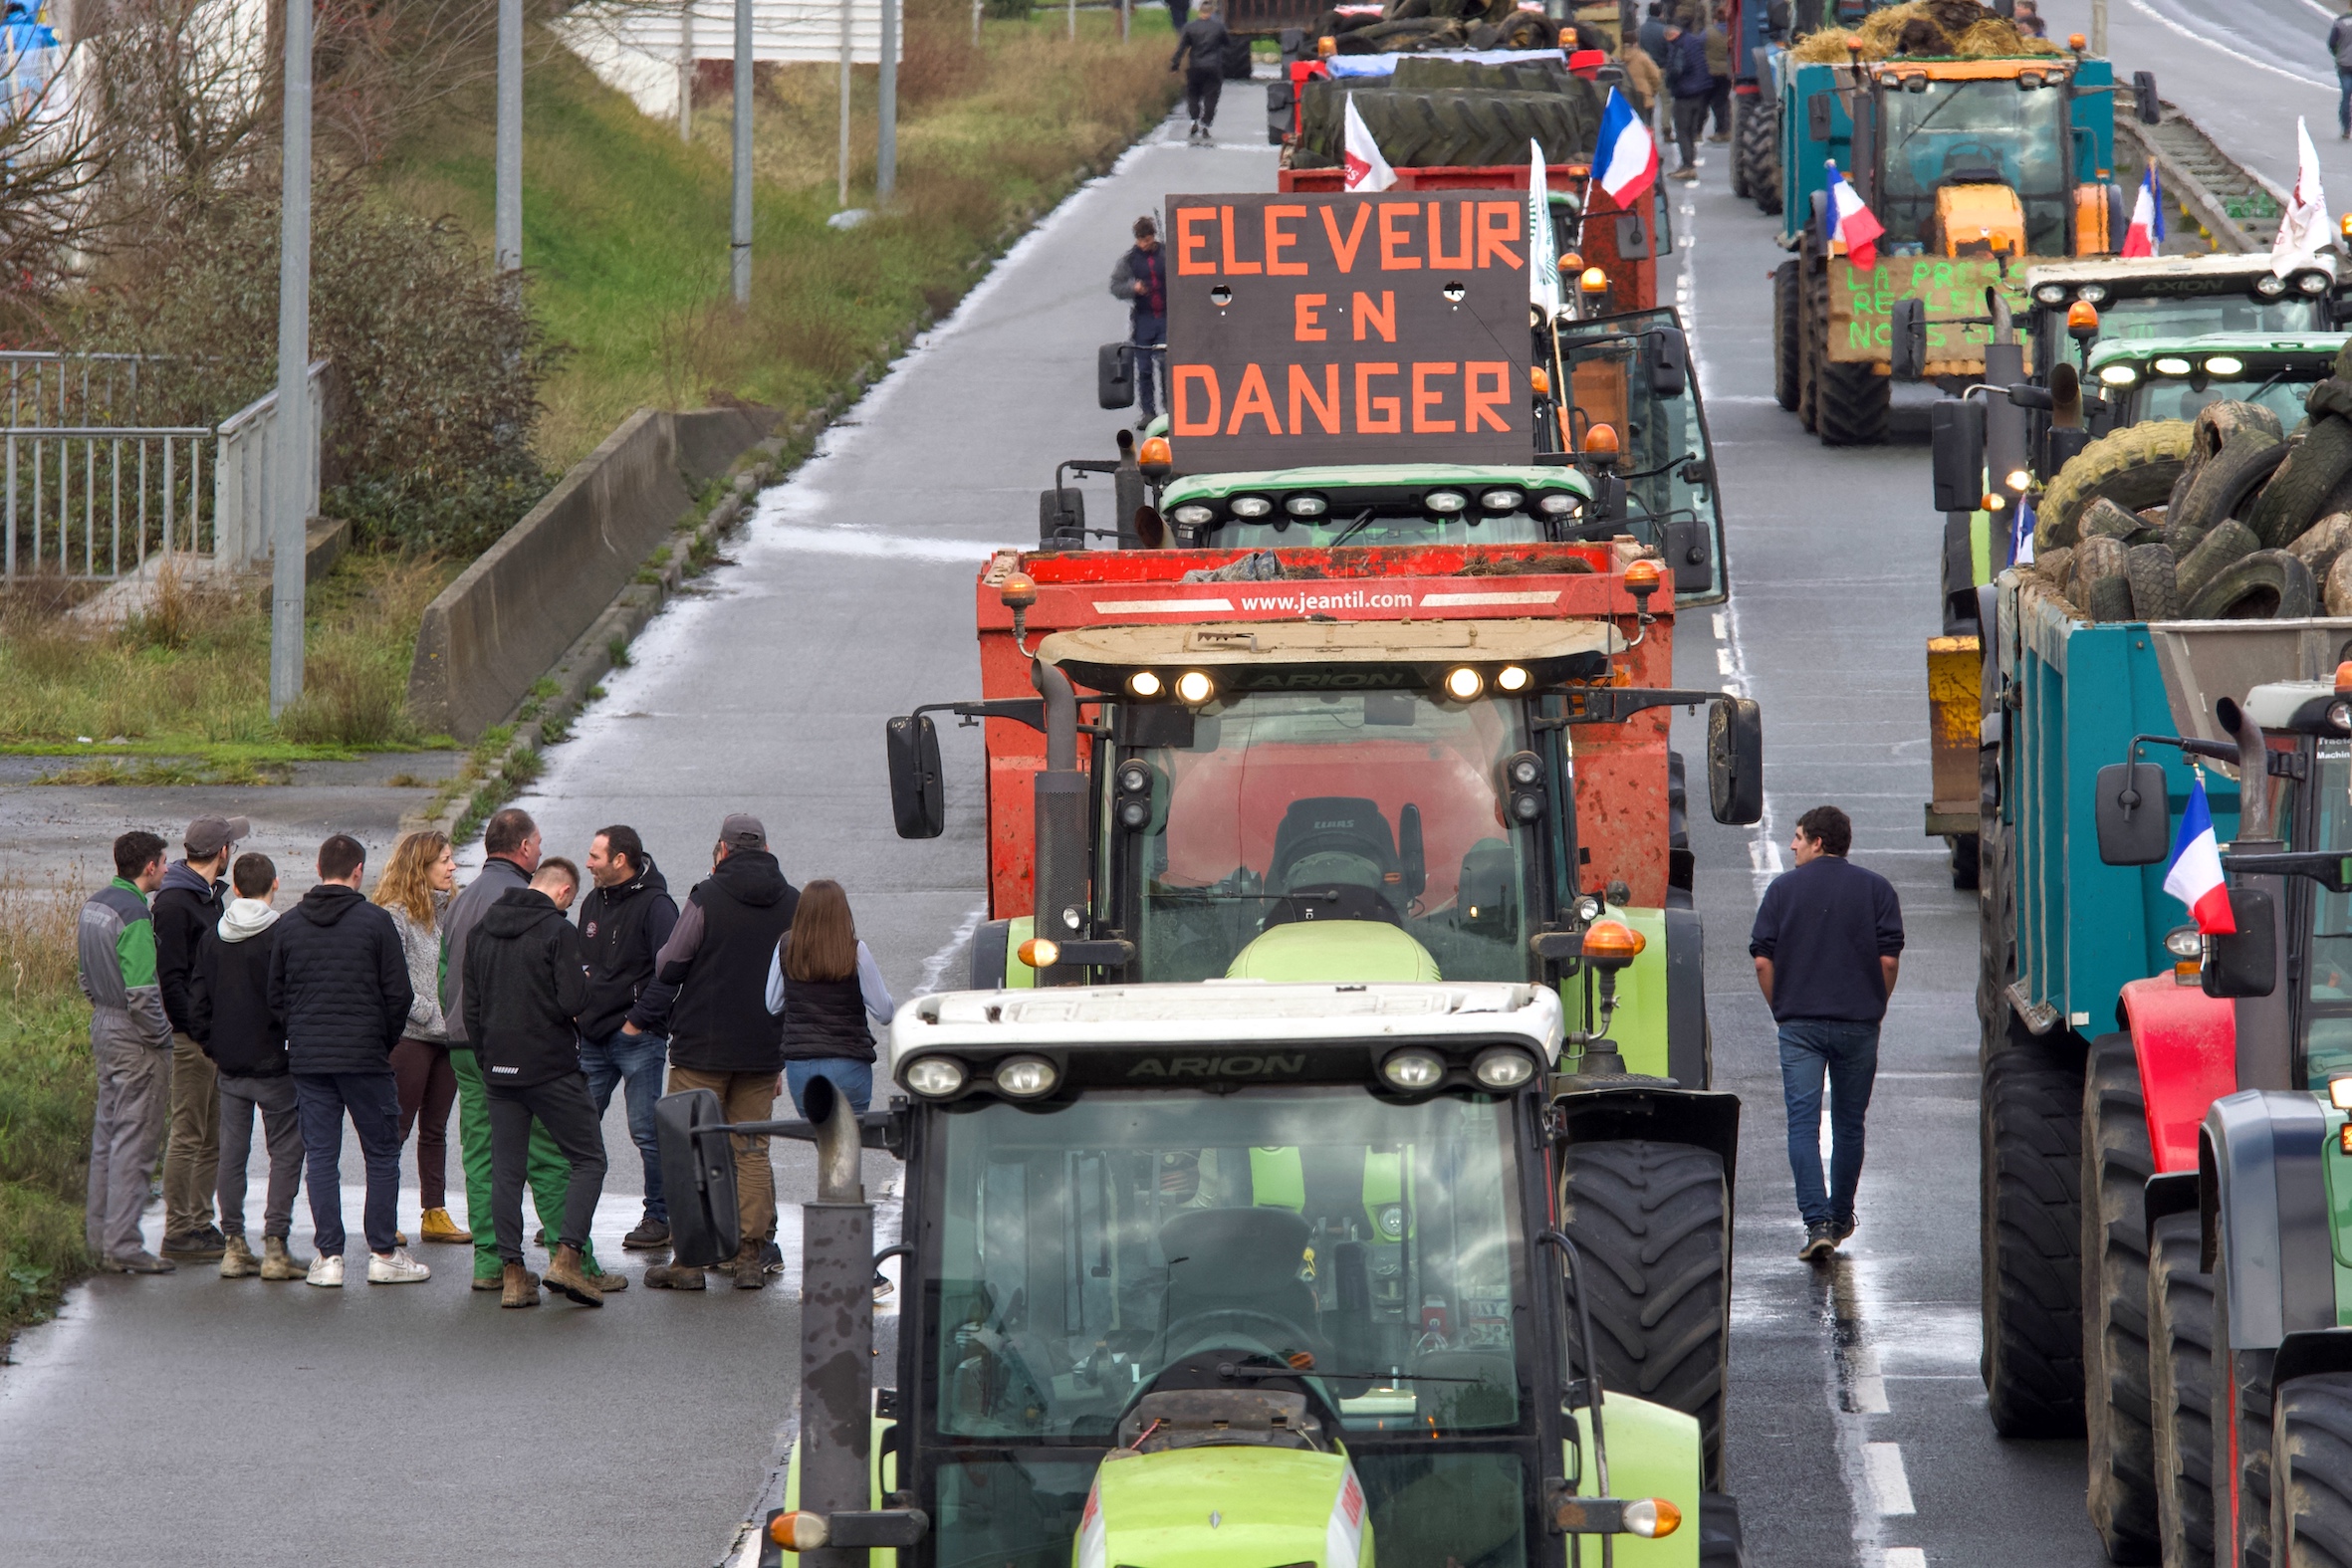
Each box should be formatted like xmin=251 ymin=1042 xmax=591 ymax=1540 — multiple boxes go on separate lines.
xmin=660 ymin=979 xmax=1745 ymax=1568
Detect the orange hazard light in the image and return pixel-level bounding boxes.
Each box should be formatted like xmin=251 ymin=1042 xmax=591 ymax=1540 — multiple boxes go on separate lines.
xmin=1000 ymin=570 xmax=1038 ymax=610
xmin=2333 ymin=660 xmax=2352 ymax=693
xmin=2067 ymin=300 xmax=2100 ymax=333
xmin=1623 ymin=559 xmax=1662 ymax=595
xmin=1582 ymin=919 xmax=1646 ymax=964
xmin=1582 ymin=422 xmax=1621 ymax=457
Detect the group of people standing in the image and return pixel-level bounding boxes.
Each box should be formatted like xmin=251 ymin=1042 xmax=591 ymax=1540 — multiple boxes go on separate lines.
xmin=78 ymin=806 xmax=894 ymax=1310
xmin=1636 ymin=0 xmax=1738 ymax=182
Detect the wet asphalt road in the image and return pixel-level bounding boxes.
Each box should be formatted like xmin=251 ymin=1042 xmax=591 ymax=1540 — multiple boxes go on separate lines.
xmin=2 ymin=16 xmax=2334 ymax=1558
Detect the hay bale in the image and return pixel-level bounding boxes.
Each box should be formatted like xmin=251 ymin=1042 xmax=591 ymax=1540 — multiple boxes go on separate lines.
xmin=1787 ymin=0 xmax=2059 ymax=63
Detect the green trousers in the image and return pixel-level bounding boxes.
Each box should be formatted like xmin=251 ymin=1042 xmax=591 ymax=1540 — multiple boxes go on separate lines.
xmin=451 ymin=1046 xmax=602 ymax=1280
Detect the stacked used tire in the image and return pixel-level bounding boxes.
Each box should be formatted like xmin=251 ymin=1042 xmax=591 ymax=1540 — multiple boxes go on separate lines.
xmin=1293 ymin=57 xmax=1601 ymax=170
xmin=2026 ymin=353 xmax=2352 ymax=624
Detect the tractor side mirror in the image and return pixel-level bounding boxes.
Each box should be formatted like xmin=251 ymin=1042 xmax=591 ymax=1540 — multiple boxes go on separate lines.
xmin=1040 ymin=487 xmax=1086 ymax=550
xmin=2203 ymin=887 xmax=2277 ymax=999
xmin=1647 ymin=329 xmax=1688 ymax=397
xmin=1890 ymin=298 xmax=1927 ymax=381
xmin=885 ymin=714 xmax=945 ymax=838
xmin=1930 ymin=397 xmax=1986 ymax=514
xmin=1400 ymin=802 xmax=1427 ymax=900
xmin=654 ymin=1088 xmax=740 ymax=1267
xmin=1098 ymin=342 xmax=1136 ymax=409
xmin=2094 ymin=762 xmax=2171 ymax=865
xmin=1708 ymin=697 xmax=1764 ymax=825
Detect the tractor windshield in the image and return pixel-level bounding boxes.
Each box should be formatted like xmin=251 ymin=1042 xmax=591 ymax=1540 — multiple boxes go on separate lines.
xmin=2077 ymin=295 xmax=2325 ymax=341
xmin=927 ymin=1086 xmax=1533 ymax=1566
xmin=2116 ymin=360 xmax=2334 ymax=429
xmin=1119 ymin=689 xmax=1541 ymax=983
xmin=2300 ymin=741 xmax=2352 ymax=1087
xmin=1878 ymin=77 xmax=2070 ymax=254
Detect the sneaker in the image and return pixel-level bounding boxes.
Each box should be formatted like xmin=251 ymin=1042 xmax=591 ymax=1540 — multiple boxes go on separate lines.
xmin=545 ymin=1243 xmax=604 ymax=1307
xmin=307 ymin=1253 xmax=345 ymax=1288
xmin=1832 ymin=1214 xmax=1857 ymax=1244
xmin=366 ymin=1247 xmax=431 ymax=1284
xmin=623 ymin=1219 xmax=671 ymax=1250
xmin=759 ymin=1240 xmax=785 ymax=1276
xmin=419 ymin=1207 xmax=472 ymax=1244
xmin=161 ymin=1227 xmax=226 ymax=1262
xmin=110 ymin=1249 xmax=176 ymax=1275
xmin=260 ymin=1236 xmax=309 ymax=1281
xmin=1798 ymin=1222 xmax=1837 ymax=1262
xmin=873 ymin=1271 xmax=894 ymax=1302
xmin=501 ymin=1260 xmax=540 ymax=1309
xmin=219 ymin=1235 xmax=260 ymax=1279
xmin=1669 ymin=166 xmax=1699 ymax=182
xmin=644 ymin=1262 xmax=707 ymax=1290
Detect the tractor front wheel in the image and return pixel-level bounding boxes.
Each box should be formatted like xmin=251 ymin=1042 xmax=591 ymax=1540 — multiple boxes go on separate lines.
xmin=2214 ymin=1227 xmax=2278 ymax=1568
xmin=1700 ymin=1491 xmax=1747 ymax=1567
xmin=1558 ymin=1138 xmax=1731 ymax=1492
xmin=1982 ymin=1041 xmax=2087 ymax=1437
xmin=2271 ymin=1373 xmax=2352 ymax=1568
xmin=2084 ymin=1033 xmax=2160 ymax=1562
xmin=2149 ymin=1211 xmax=2216 ymax=1568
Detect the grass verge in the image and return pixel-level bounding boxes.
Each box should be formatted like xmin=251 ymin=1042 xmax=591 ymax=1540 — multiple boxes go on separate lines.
xmin=0 ymin=882 xmax=93 ymax=1346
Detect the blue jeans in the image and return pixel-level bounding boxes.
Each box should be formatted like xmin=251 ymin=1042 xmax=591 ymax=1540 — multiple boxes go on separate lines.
xmin=581 ymin=1026 xmax=668 ymax=1224
xmin=1131 ymin=312 xmax=1166 ymax=423
xmin=785 ymin=1059 xmax=873 ymax=1123
xmin=1777 ymin=1018 xmax=1880 ymax=1230
xmin=293 ymin=1070 xmax=402 ymax=1256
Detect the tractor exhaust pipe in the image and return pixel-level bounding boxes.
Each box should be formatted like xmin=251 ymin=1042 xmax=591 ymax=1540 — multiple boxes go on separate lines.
xmin=796 ymin=1072 xmax=873 ymax=1568
xmin=1032 ymin=658 xmax=1088 ymax=986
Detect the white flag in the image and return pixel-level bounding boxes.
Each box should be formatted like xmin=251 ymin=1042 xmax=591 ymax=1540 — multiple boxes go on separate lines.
xmin=1342 ymin=97 xmax=1395 ymax=193
xmin=1529 ymin=138 xmax=1561 ymax=320
xmin=2270 ymin=116 xmax=2330 ymax=278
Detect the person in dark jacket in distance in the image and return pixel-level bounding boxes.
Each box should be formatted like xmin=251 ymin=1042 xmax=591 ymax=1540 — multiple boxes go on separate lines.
xmin=765 ymin=879 xmax=895 ymax=1123
xmin=1107 ymin=216 xmax=1169 ymax=426
xmin=645 ymin=813 xmax=800 ymax=1291
xmin=1170 ymin=1 xmax=1231 ymax=144
xmin=441 ymin=808 xmax=615 ymax=1292
xmin=191 ymin=851 xmax=309 ymax=1282
xmin=1750 ymin=804 xmax=1904 ymax=1262
xmin=1637 ymin=0 xmax=1668 ymax=67
xmin=580 ymin=825 xmax=679 ymax=1250
xmin=270 ymin=833 xmax=428 ymax=1288
xmin=464 ymin=863 xmax=608 ymax=1308
xmin=1663 ymin=22 xmax=1712 ymax=180
xmin=152 ymin=813 xmax=247 ymax=1262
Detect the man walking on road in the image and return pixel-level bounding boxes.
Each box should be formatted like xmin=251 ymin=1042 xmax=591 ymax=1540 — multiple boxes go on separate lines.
xmin=152 ymin=813 xmax=246 ymax=1263
xmin=580 ymin=826 xmax=679 ymax=1251
xmin=1750 ymin=805 xmax=1904 ymax=1262
xmin=465 ymin=863 xmax=609 ymax=1308
xmin=2331 ymin=4 xmax=2352 ymax=138
xmin=644 ymin=814 xmax=800 ymax=1292
xmin=80 ymin=830 xmax=176 ymax=1274
xmin=1663 ymin=21 xmax=1713 ymax=181
xmin=191 ymin=851 xmax=309 ymax=1282
xmin=1109 ymin=216 xmax=1168 ymax=427
xmin=270 ymin=834 xmax=429 ymax=1287
xmin=443 ymin=808 xmax=618 ymax=1293
xmin=1170 ymin=1 xmax=1231 ymax=145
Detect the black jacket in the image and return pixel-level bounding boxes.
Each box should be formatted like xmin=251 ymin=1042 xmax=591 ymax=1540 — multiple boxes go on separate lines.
xmin=440 ymin=854 xmax=531 ymax=1045
xmin=659 ymin=850 xmax=800 ymax=1073
xmin=1170 ymin=13 xmax=1229 ymax=73
xmin=153 ymin=862 xmax=225 ymax=1036
xmin=779 ymin=974 xmax=875 ymax=1064
xmin=576 ymin=860 xmax=680 ymax=1042
xmin=268 ymin=884 xmax=412 ymax=1074
xmin=191 ymin=920 xmax=287 ymax=1077
xmin=463 ymin=888 xmax=591 ymax=1088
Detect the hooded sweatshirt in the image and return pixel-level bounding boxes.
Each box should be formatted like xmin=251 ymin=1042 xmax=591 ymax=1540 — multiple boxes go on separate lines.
xmin=268 ymin=883 xmax=412 ymax=1074
xmin=462 ymin=888 xmax=591 ymax=1088
xmin=192 ymin=899 xmax=287 ymax=1076
xmin=576 ymin=858 xmax=680 ymax=1042
xmin=656 ymin=848 xmax=800 ymax=1073
xmin=152 ymin=860 xmax=226 ymax=1035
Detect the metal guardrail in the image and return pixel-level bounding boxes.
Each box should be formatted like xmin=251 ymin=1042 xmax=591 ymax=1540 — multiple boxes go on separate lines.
xmin=0 ymin=353 xmax=325 ymax=582
xmin=2116 ymin=100 xmax=2290 ymax=257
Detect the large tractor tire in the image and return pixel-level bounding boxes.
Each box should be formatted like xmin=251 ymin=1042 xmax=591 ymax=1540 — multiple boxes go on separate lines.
xmin=1558 ymin=1138 xmax=1731 ymax=1492
xmin=1799 ymin=247 xmax=1886 ymax=445
xmin=1700 ymin=1492 xmax=1747 ymax=1567
xmin=2247 ymin=416 xmax=2352 ymax=548
xmin=1979 ymin=801 xmax=2013 ymax=1071
xmin=2271 ymin=1374 xmax=2352 ymax=1568
xmin=2037 ymin=420 xmax=2196 ymax=551
xmin=1728 ymin=97 xmax=1752 ymax=199
xmin=2214 ymin=1227 xmax=2278 ymax=1568
xmin=2149 ymin=1212 xmax=2217 ymax=1568
xmin=2083 ymin=1033 xmax=2161 ymax=1562
xmin=1983 ymin=1041 xmax=2087 ymax=1438
xmin=1772 ymin=259 xmax=1801 ymax=412
xmin=2170 ymin=434 xmax=2289 ymax=538
xmin=1738 ymin=96 xmax=1778 ymax=213
xmin=1797 ymin=253 xmax=1823 ymax=433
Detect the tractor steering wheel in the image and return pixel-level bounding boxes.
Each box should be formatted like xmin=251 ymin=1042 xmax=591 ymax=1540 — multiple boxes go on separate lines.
xmin=1161 ymin=1307 xmax=1322 ymax=1363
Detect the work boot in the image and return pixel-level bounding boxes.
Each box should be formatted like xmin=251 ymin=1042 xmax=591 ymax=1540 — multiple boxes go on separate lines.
xmin=218 ymin=1235 xmax=260 ymax=1279
xmin=500 ymin=1261 xmax=540 ymax=1308
xmin=110 ymin=1249 xmax=176 ymax=1275
xmin=419 ymin=1207 xmax=472 ymax=1244
xmin=475 ymin=1267 xmax=538 ymax=1293
xmin=259 ymin=1236 xmax=309 ymax=1281
xmin=644 ymin=1261 xmax=707 ymax=1290
xmin=162 ymin=1227 xmax=226 ymax=1262
xmin=731 ymin=1239 xmax=767 ymax=1291
xmin=1798 ymin=1222 xmax=1837 ymax=1262
xmin=623 ymin=1218 xmax=671 ymax=1250
xmin=545 ymin=1243 xmax=604 ymax=1307
xmin=588 ymin=1265 xmax=629 ymax=1293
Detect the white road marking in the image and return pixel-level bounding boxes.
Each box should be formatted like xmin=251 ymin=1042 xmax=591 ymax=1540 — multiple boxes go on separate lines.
xmin=1864 ymin=1444 xmax=1918 ymax=1515
xmin=1717 ymin=645 xmax=1736 ymax=676
xmin=2125 ymin=0 xmax=2333 ymax=93
xmin=1885 ymin=1551 xmax=1929 ymax=1568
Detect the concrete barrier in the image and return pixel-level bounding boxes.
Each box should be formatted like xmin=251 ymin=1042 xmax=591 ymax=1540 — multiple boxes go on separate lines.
xmin=407 ymin=405 xmax=777 ymax=740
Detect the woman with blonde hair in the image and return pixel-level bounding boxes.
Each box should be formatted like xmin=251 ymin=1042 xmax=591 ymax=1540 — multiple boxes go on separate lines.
xmin=764 ymin=879 xmax=895 ymax=1122
xmin=374 ymin=829 xmax=469 ymax=1245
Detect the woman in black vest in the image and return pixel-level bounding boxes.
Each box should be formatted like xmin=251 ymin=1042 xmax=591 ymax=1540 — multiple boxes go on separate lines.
xmin=765 ymin=880 xmax=895 ymax=1121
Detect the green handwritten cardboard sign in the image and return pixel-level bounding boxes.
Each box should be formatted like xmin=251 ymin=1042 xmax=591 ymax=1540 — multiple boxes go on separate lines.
xmin=1827 ymin=256 xmax=2038 ymax=367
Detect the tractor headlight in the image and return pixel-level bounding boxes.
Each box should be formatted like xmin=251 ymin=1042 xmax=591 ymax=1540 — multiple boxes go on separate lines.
xmin=2205 ymin=355 xmax=2244 ymax=375
xmin=2164 ymin=925 xmax=2204 ymax=960
xmin=2034 ymin=283 xmax=2068 ymax=306
xmin=1380 ymin=1049 xmax=1446 ymax=1091
xmin=2153 ymin=356 xmax=2192 ymax=375
xmin=2329 ymin=699 xmax=2352 ymax=733
xmin=1230 ymin=495 xmax=1274 ymax=519
xmin=1473 ymin=1047 xmax=1536 ymax=1089
xmin=1170 ymin=503 xmax=1215 ymax=527
xmin=2255 ymin=274 xmax=2288 ymax=298
xmin=1425 ymin=489 xmax=1469 ymax=515
xmin=1480 ymin=488 xmax=1525 ymax=511
xmin=905 ymin=1057 xmax=968 ymax=1098
xmin=1622 ymin=1499 xmax=1682 ymax=1539
xmin=1175 ymin=669 xmax=1216 ymax=705
xmin=994 ymin=1056 xmax=1059 ymax=1098
xmin=1285 ymin=493 xmax=1328 ymax=517
xmin=2299 ymin=269 xmax=2334 ymax=296
xmin=1537 ymin=492 xmax=1579 ymax=516
xmin=1126 ymin=670 xmax=1164 ymax=698
xmin=2098 ymin=364 xmax=2139 ymax=386
xmin=1445 ymin=666 xmax=1485 ymax=701
xmin=2076 ymin=284 xmax=2108 ymax=305
xmin=1497 ymin=665 xmax=1530 ymax=692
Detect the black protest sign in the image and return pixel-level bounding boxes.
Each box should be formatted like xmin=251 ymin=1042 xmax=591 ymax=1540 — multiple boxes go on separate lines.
xmin=1162 ymin=192 xmax=1532 ymax=472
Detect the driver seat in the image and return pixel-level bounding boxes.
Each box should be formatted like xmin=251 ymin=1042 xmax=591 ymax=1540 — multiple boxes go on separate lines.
xmin=1158 ymin=1206 xmax=1319 ymax=1351
xmin=1267 ymin=796 xmax=1401 ymax=899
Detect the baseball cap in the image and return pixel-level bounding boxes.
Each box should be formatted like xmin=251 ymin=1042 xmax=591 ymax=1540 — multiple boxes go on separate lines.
xmin=719 ymin=813 xmax=767 ymax=850
xmin=184 ymin=815 xmax=250 ymax=858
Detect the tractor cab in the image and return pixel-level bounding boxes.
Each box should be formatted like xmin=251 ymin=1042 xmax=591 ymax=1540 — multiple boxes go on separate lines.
xmin=2081 ymin=334 xmax=2351 ymax=436
xmin=2023 ymin=254 xmax=2341 ymax=384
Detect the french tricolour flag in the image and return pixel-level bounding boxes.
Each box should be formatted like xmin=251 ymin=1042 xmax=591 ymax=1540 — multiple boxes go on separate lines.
xmin=2122 ymin=167 xmax=2165 ymax=258
xmin=1594 ymin=88 xmax=1657 ymax=207
xmin=2162 ymin=775 xmax=2237 ymax=935
xmin=1825 ymin=159 xmax=1884 ymax=272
